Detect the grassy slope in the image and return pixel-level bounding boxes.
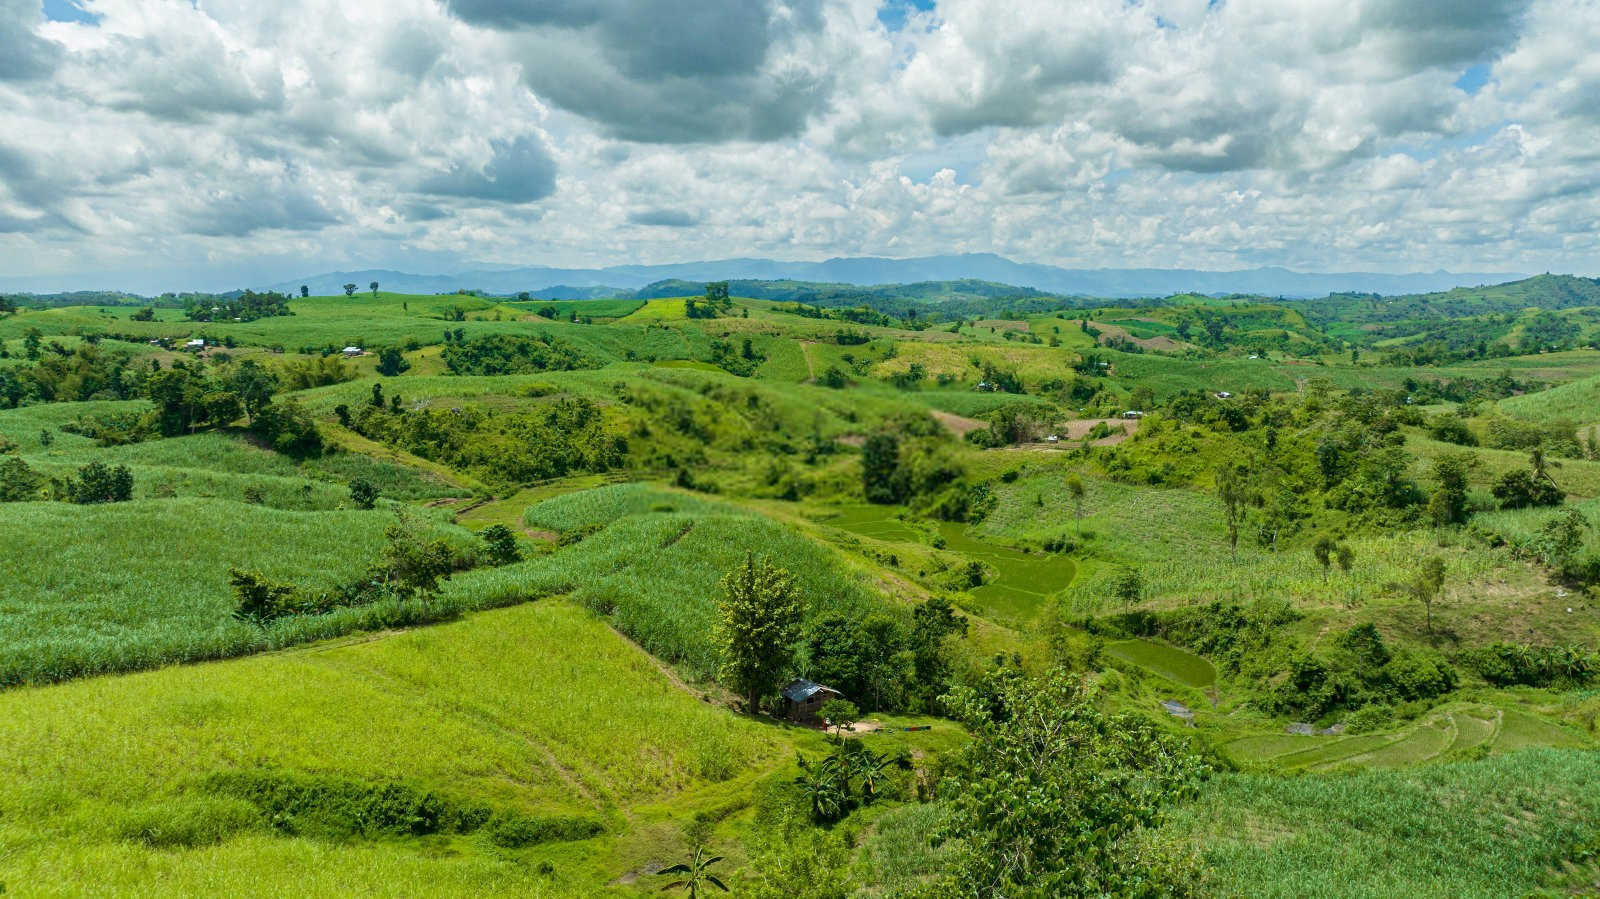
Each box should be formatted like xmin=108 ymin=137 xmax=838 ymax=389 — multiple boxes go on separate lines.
xmin=0 ymin=601 xmax=793 ymax=897
xmin=521 ymin=485 xmax=898 ymax=679
xmin=0 ymin=498 xmax=471 ymax=685
xmin=1497 ymin=372 xmax=1600 ymax=428
xmin=1175 ymin=748 xmax=1600 ymax=897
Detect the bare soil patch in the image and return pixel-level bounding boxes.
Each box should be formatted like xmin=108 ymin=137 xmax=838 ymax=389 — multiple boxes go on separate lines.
xmin=931 ymin=410 xmax=987 ymax=436
xmin=1093 ymin=321 xmax=1187 ymax=352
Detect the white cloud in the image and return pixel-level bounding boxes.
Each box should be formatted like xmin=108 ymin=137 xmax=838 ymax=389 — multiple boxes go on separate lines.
xmin=1 ymin=0 xmax=1598 ymax=290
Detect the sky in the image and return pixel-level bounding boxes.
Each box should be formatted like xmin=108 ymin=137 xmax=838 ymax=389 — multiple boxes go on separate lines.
xmin=2 ymin=0 xmax=1598 ymax=292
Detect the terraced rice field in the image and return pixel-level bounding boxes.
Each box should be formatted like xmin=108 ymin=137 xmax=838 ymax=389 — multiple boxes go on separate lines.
xmin=1104 ymin=638 xmax=1217 ymax=688
xmin=935 ymin=522 xmax=1077 ymax=624
xmin=1218 ymin=704 xmax=1591 ymax=771
xmin=814 ymin=506 xmax=1077 ymax=625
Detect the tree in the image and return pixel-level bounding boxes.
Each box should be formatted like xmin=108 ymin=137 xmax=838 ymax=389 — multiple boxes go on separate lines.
xmin=1408 ymin=556 xmax=1447 ymax=636
xmin=1109 ymin=566 xmax=1143 ymax=604
xmin=654 ymin=846 xmax=729 ymax=897
xmin=937 ymin=668 xmax=1206 ymax=895
xmin=380 ymin=509 xmax=457 ymax=614
xmin=704 ymin=281 xmax=730 ymax=307
xmin=860 ymin=432 xmax=903 ymax=504
xmin=300 ymin=285 xmax=309 ymax=298
xmin=819 ymin=698 xmax=859 ymax=741
xmin=348 ymin=478 xmax=378 ymax=509
xmin=909 ymin=596 xmax=968 ymax=704
xmin=1429 ymin=453 xmax=1472 ymax=529
xmin=714 ymin=554 xmax=802 ymax=715
xmin=1312 ymin=534 xmax=1338 ymax=583
xmin=225 ymin=359 xmax=278 ymax=425
xmin=23 ymin=328 xmax=42 ymax=360
xmin=1216 ymin=465 xmax=1247 ymax=561
xmin=1065 ymin=474 xmax=1085 ymax=534
xmin=376 ymin=347 xmax=411 ymax=377
xmin=1336 ymin=542 xmax=1355 ymax=577
xmin=480 ymin=524 xmax=522 ymax=565
xmin=343 ymin=283 xmax=357 ymax=297
xmin=369 ymin=280 xmax=379 ymax=296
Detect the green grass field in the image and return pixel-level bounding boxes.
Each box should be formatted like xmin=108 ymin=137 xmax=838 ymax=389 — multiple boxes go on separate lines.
xmin=521 ymin=486 xmax=897 ymax=680
xmin=0 ymin=498 xmax=477 ymax=686
xmin=1497 ymin=372 xmax=1600 ymax=427
xmin=1175 ymin=748 xmax=1600 ymax=897
xmin=0 ymin=601 xmax=795 ymax=896
xmin=8 ymin=282 xmax=1600 ymax=895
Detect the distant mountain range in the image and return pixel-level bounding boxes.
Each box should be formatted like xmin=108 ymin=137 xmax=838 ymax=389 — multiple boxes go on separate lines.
xmin=269 ymin=254 xmax=1527 ymax=300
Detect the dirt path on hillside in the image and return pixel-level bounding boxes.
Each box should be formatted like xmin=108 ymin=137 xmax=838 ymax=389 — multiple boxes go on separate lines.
xmin=931 ymin=410 xmax=987 ymax=436
xmin=800 ymin=340 xmax=818 ymax=382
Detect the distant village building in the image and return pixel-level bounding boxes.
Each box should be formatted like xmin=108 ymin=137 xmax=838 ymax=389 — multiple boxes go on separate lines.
xmin=342 ymin=346 xmax=364 ymax=357
xmin=780 ymin=679 xmax=842 ymax=724
xmin=1215 ymin=391 xmax=1233 ymax=399
xmin=184 ymin=338 xmax=205 ymax=350
xmin=1122 ymin=410 xmax=1145 ymax=419
xmin=1045 ymin=434 xmax=1060 ymax=443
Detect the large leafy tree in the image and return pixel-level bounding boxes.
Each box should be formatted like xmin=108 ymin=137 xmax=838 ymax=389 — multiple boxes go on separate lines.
xmin=937 ymin=667 xmax=1207 ymax=896
xmin=861 ymin=432 xmax=904 ymax=504
xmin=714 ymin=554 xmax=802 ymax=715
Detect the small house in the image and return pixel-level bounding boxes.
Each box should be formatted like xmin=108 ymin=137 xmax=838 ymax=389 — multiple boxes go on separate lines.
xmin=1215 ymin=391 xmax=1233 ymax=399
xmin=184 ymin=338 xmax=205 ymax=351
xmin=780 ymin=679 xmax=842 ymax=724
xmin=1045 ymin=434 xmax=1060 ymax=443
xmin=1122 ymin=410 xmax=1144 ymax=419
xmin=342 ymin=346 xmax=364 ymax=357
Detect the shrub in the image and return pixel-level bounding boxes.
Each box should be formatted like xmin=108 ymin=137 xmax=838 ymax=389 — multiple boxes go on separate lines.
xmin=480 ymin=524 xmax=522 ymax=565
xmin=1427 ymin=412 xmax=1477 ymax=446
xmin=1491 ymin=470 xmax=1563 ymax=509
xmin=0 ymin=455 xmax=43 ymax=502
xmin=1462 ymin=643 xmax=1598 ymax=688
xmin=348 ymin=478 xmax=378 ymax=509
xmin=375 ymin=347 xmax=411 ymax=377
xmin=113 ymin=798 xmax=263 ymax=849
xmin=204 ymin=770 xmax=600 ymax=846
xmin=65 ymin=461 xmax=134 ymax=504
xmin=253 ymin=399 xmax=323 ymax=457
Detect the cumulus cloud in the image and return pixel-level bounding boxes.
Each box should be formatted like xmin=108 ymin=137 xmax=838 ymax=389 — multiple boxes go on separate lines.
xmin=449 ymin=0 xmax=839 ymax=142
xmin=628 ymin=208 xmax=701 ymax=227
xmin=0 ymin=0 xmax=60 ymax=80
xmin=418 ymin=135 xmax=558 ymax=203
xmin=2 ymin=0 xmax=1599 ymax=288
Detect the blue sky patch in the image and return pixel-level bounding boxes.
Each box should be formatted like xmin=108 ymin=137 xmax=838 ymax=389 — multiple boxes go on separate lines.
xmin=1455 ymin=63 xmax=1491 ymax=95
xmin=42 ymin=0 xmax=100 ymax=24
xmin=878 ymin=0 xmax=936 ymax=31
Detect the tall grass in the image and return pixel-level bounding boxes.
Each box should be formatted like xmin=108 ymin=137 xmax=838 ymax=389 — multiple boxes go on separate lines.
xmin=521 ymin=484 xmax=897 ymax=680
xmin=1173 ymin=748 xmax=1600 ymax=897
xmin=0 ymin=498 xmax=473 ymax=686
xmin=0 ymin=601 xmax=787 ymax=894
xmin=1497 ymin=372 xmax=1600 ymax=426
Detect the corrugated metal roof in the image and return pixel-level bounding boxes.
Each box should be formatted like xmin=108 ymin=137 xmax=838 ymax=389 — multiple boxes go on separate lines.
xmin=781 ymin=679 xmax=839 ymax=703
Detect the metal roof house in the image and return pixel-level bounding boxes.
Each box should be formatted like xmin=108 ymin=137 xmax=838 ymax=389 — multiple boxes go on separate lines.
xmin=780 ymin=679 xmax=842 ymax=724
